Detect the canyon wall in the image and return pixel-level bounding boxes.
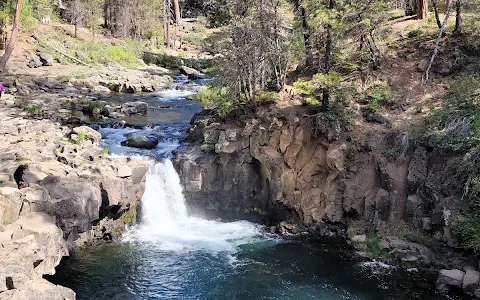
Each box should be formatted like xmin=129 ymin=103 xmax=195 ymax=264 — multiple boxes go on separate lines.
xmin=175 ymin=107 xmax=462 ymax=242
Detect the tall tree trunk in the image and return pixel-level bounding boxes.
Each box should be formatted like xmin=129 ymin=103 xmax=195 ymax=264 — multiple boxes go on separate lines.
xmin=292 ymin=0 xmax=313 ymax=67
xmin=453 ymin=1 xmax=462 ymax=36
xmin=0 ymin=0 xmax=23 ymax=70
xmin=173 ymin=0 xmax=181 ymax=24
xmin=322 ymin=0 xmax=334 ymax=110
xmin=163 ymin=0 xmax=170 ymax=47
xmin=432 ymin=0 xmax=442 ymax=29
xmin=417 ymin=0 xmax=427 ymax=19
xmin=445 ymin=0 xmax=452 ymax=12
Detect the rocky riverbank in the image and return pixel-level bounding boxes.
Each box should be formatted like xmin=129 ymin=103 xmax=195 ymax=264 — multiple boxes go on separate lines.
xmin=0 ymin=96 xmax=148 ymax=299
xmin=174 ymin=107 xmax=480 ymax=298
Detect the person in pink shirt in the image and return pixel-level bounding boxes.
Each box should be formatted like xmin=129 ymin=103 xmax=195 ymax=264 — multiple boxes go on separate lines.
xmin=0 ymin=83 xmax=3 ymax=98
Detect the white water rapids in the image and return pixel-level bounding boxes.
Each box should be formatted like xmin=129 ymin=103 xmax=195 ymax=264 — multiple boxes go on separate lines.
xmin=123 ymin=159 xmax=264 ymax=253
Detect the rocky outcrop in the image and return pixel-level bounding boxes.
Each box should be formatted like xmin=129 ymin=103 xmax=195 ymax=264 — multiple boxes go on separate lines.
xmin=0 ymin=101 xmax=148 ymax=299
xmin=175 ymin=106 xmax=467 ymax=256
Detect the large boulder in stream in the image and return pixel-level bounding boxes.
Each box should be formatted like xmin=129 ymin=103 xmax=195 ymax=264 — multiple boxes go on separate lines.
xmin=121 ymin=102 xmax=148 ymax=115
xmin=179 ymin=66 xmax=204 ymax=80
xmin=121 ymin=135 xmax=159 ymax=149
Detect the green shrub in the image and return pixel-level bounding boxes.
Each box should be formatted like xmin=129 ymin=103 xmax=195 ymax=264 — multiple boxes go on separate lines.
xmin=23 ymin=105 xmax=43 ymax=115
xmin=201 ymin=140 xmax=216 ymax=152
xmin=197 ymin=86 xmax=238 ymax=117
xmin=365 ymin=233 xmax=394 ymax=262
xmin=184 ymin=33 xmax=206 ymax=47
xmin=76 ymin=132 xmax=87 ymax=144
xmin=383 ymin=147 xmax=402 ymax=160
xmin=365 ymin=84 xmax=393 ymax=112
xmin=425 ymin=76 xmax=480 ymax=252
xmin=452 ymin=215 xmax=480 ymax=253
xmin=89 ymin=102 xmax=104 ymax=110
xmin=255 ymin=91 xmax=279 ymax=104
xmin=408 ymin=29 xmax=422 ymax=38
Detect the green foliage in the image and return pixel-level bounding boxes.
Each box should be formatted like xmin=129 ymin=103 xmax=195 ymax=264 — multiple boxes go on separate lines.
xmin=76 ymin=132 xmax=87 ymax=144
xmin=383 ymin=147 xmax=402 ymax=160
xmin=58 ymin=75 xmax=71 ymax=84
xmin=197 ymin=86 xmax=238 ymax=117
xmin=408 ymin=29 xmax=423 ymax=38
xmin=23 ymin=105 xmax=43 ymax=115
xmin=89 ymin=102 xmax=104 ymax=111
xmin=365 ymin=233 xmax=394 ymax=262
xmin=425 ymin=76 xmax=480 ymax=252
xmin=121 ymin=204 xmax=138 ymax=226
xmin=184 ymin=33 xmax=206 ymax=47
xmin=3 ymin=220 xmax=11 ymax=225
xmin=255 ymin=91 xmax=279 ymax=105
xmin=294 ymin=71 xmax=343 ymax=106
xmin=365 ymin=83 xmax=392 ymax=112
xmin=20 ymin=4 xmax=38 ymax=31
xmin=399 ymin=230 xmax=441 ymax=249
xmin=452 ymin=215 xmax=480 ymax=254
xmin=103 ymin=147 xmax=109 ymax=155
xmin=201 ymin=139 xmax=216 ymax=152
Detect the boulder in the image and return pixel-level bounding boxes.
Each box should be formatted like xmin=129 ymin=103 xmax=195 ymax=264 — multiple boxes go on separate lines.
xmin=27 ymin=56 xmax=42 ymax=68
xmin=37 ymin=52 xmax=54 ymax=67
xmin=72 ymin=126 xmax=102 ymax=144
xmin=417 ymin=58 xmax=429 ymax=72
xmin=0 ymin=279 xmax=76 ymax=300
xmin=93 ymin=85 xmax=111 ymax=94
xmin=351 ymin=234 xmax=367 ymax=243
xmin=121 ymin=102 xmax=148 ymax=115
xmin=179 ymin=66 xmax=203 ymax=80
xmin=437 ymin=269 xmax=465 ymax=288
xmin=463 ymin=269 xmax=480 ymax=295
xmin=121 ymin=135 xmax=159 ymax=149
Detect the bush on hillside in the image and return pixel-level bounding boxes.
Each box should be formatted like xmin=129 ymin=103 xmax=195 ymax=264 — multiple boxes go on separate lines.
xmin=425 ymin=75 xmax=480 ymax=253
xmin=197 ymin=86 xmax=239 ymax=117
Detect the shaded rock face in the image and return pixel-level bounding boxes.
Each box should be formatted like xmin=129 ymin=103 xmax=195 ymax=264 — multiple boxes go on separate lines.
xmin=175 ymin=108 xmax=463 ymax=239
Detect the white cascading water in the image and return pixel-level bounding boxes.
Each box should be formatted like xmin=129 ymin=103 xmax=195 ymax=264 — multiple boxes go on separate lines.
xmin=123 ymin=159 xmax=263 ymax=253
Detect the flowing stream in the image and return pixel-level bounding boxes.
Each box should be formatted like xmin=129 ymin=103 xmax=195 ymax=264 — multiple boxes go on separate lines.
xmin=48 ymin=77 xmax=454 ymax=300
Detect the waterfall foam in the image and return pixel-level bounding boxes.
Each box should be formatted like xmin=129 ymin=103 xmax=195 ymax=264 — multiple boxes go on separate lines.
xmin=123 ymin=159 xmax=264 ymax=253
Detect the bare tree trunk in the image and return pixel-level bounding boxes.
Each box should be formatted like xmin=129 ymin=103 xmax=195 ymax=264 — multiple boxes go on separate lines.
xmin=163 ymin=0 xmax=170 ymax=47
xmin=423 ymin=1 xmax=455 ymax=84
xmin=322 ymin=0 xmax=334 ymax=110
xmin=432 ymin=0 xmax=442 ymax=29
xmin=417 ymin=0 xmax=427 ymax=19
xmin=173 ymin=0 xmax=181 ymax=24
xmin=0 ymin=0 xmax=23 ymax=70
xmin=453 ymin=0 xmax=462 ymax=36
xmin=445 ymin=0 xmax=452 ymax=12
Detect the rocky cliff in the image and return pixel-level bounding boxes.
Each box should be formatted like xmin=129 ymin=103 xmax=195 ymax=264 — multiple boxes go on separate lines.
xmin=175 ymin=107 xmax=465 ymax=262
xmin=0 ymin=99 xmax=148 ymax=299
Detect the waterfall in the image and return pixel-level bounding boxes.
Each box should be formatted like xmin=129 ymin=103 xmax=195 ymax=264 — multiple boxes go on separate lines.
xmin=141 ymin=160 xmax=188 ymax=227
xmin=123 ymin=159 xmax=264 ymax=253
